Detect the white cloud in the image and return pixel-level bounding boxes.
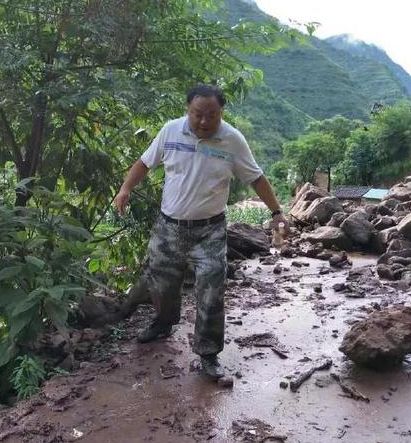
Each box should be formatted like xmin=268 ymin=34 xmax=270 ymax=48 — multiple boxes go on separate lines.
xmin=255 ymin=0 xmax=411 ymax=74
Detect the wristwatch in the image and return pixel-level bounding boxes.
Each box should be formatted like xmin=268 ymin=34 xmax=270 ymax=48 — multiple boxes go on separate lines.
xmin=271 ymin=209 xmax=282 ymax=217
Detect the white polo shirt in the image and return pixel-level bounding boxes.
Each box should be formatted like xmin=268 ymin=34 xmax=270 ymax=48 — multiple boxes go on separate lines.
xmin=140 ymin=116 xmax=263 ymax=220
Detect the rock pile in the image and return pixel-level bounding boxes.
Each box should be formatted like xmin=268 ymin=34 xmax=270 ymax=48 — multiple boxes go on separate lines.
xmin=290 ymin=179 xmax=411 ymax=286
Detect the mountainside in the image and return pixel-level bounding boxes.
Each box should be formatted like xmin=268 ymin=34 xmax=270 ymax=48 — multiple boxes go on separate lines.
xmin=223 ymin=0 xmax=411 ymax=161
xmin=326 ymin=35 xmax=411 ymax=95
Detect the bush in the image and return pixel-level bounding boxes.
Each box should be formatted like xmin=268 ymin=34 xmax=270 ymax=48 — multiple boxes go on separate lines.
xmin=0 ymin=186 xmax=91 ymax=370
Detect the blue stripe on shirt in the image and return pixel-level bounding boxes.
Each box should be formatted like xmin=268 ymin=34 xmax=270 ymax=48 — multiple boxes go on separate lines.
xmin=164 ymin=142 xmax=196 ymax=152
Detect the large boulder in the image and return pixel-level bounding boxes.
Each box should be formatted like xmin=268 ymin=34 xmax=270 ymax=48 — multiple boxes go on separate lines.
xmin=340 ymin=211 xmax=375 ymax=245
xmin=397 ymin=213 xmax=411 ymax=240
xmin=290 ymin=194 xmax=344 ymax=225
xmin=369 ymin=227 xmax=398 ymax=254
xmin=340 ymin=306 xmax=411 ymax=369
xmin=384 ymin=182 xmax=411 ymax=202
xmin=227 ymin=223 xmax=270 ymax=259
xmin=304 ymin=197 xmax=344 ymax=225
xmin=301 ymin=226 xmax=353 ymax=250
xmin=292 ymin=182 xmax=328 ymax=206
xmin=290 ymin=183 xmax=329 ymax=223
xmin=372 ymin=216 xmax=396 ymax=231
xmin=378 ymin=248 xmax=411 ymax=265
xmin=326 ymin=212 xmax=347 ymax=228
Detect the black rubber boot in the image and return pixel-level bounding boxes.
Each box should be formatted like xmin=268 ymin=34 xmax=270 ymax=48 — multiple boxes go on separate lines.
xmin=137 ymin=321 xmax=172 ymax=343
xmin=200 ymin=354 xmax=225 ymax=379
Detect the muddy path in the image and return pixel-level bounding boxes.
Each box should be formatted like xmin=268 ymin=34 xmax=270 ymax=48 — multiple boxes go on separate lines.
xmin=1 ymin=250 xmax=411 ymax=443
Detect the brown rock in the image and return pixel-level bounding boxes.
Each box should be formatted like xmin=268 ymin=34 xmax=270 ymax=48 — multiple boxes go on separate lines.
xmin=227 ymin=223 xmax=270 ymax=259
xmin=341 ymin=211 xmax=375 ymax=245
xmin=376 ymin=264 xmax=395 ymax=280
xmin=397 ymin=213 xmax=411 ymax=240
xmin=340 ymin=306 xmax=411 ymax=369
xmin=302 ymin=227 xmax=353 ymax=251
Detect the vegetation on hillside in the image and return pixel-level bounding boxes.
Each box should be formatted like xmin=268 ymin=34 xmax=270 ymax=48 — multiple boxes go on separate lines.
xmin=222 ymin=0 xmax=411 ymax=163
xmin=276 ymin=102 xmax=411 ymax=192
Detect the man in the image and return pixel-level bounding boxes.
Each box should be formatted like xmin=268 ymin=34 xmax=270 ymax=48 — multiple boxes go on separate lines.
xmin=114 ymin=84 xmax=289 ymax=379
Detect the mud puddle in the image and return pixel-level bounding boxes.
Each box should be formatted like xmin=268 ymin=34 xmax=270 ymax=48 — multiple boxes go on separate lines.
xmin=1 ymin=251 xmax=411 ymax=443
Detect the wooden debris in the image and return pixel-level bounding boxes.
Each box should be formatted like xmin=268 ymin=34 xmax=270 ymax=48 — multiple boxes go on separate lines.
xmin=331 ymin=373 xmax=370 ymax=402
xmin=235 ymin=333 xmax=289 ymax=359
xmin=289 ymin=358 xmax=333 ymax=392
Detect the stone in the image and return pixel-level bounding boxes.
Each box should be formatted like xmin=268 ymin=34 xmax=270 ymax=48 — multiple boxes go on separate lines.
xmin=373 ymin=216 xmax=396 ymax=231
xmin=340 ymin=211 xmax=375 ymax=245
xmin=384 ymin=182 xmax=411 ymax=202
xmin=329 ymin=253 xmax=349 ymax=267
xmin=376 ymin=204 xmax=394 ymax=216
xmin=369 ymin=227 xmax=398 ymax=254
xmin=387 ymin=238 xmax=411 ymax=253
xmin=388 ymin=256 xmax=411 ymax=266
xmin=327 ymin=212 xmax=347 ymax=228
xmin=397 ymin=213 xmax=411 ymax=240
xmin=302 ymin=226 xmax=353 ymax=251
xmin=381 ymin=198 xmax=401 ymax=209
xmin=339 ymin=306 xmax=411 ymax=369
xmin=376 ymin=264 xmax=395 ymax=280
xmin=217 ymin=376 xmax=234 ymax=388
xmin=227 ymin=223 xmax=270 ymax=259
xmin=290 ymin=183 xmax=343 ymax=225
xmin=378 ymin=248 xmax=411 ymax=265
xmin=303 ymin=196 xmax=344 ymax=225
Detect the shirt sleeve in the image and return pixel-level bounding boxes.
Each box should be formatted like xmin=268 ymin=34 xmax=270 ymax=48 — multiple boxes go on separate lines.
xmin=232 ymin=132 xmax=263 ymax=184
xmin=140 ymin=125 xmax=167 ymax=169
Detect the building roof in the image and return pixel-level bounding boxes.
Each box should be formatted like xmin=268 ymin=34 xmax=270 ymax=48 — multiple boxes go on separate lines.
xmin=333 ymin=186 xmax=371 ymax=199
xmin=362 ymin=188 xmax=389 ymax=200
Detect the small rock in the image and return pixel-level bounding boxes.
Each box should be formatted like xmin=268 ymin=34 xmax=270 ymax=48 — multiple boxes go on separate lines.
xmin=273 ymin=265 xmax=282 ymax=274
xmin=279 ymin=381 xmax=288 ymax=389
xmin=217 ymin=377 xmax=234 ymax=388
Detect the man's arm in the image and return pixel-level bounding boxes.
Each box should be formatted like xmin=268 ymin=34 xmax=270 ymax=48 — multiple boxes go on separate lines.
xmin=251 ymin=175 xmax=290 ymax=233
xmin=114 ymin=159 xmax=149 ymax=215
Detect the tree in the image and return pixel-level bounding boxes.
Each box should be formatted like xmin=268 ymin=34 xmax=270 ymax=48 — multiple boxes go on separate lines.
xmin=371 ymin=101 xmax=411 ymax=182
xmin=0 ymin=0 xmax=291 ymax=210
xmin=334 ymin=128 xmax=377 ymax=185
xmin=283 ymin=131 xmax=338 ymax=188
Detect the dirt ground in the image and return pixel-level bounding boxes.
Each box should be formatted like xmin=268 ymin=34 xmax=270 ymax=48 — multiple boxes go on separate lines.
xmin=1 ymin=250 xmax=411 ymax=443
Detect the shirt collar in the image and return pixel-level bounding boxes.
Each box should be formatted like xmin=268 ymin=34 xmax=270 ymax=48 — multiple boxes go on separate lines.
xmin=182 ymin=116 xmax=224 ymax=141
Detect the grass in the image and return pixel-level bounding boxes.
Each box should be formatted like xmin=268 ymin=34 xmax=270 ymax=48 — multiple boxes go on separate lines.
xmin=226 ymin=206 xmax=271 ymax=225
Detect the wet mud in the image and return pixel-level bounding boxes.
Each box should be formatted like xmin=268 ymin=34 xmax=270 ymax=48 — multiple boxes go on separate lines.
xmin=1 ymin=250 xmax=411 ymax=443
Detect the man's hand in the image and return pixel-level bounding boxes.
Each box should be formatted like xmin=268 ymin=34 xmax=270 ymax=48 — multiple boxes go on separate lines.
xmin=271 ymin=213 xmax=290 ymax=237
xmin=114 ymin=189 xmax=130 ymax=216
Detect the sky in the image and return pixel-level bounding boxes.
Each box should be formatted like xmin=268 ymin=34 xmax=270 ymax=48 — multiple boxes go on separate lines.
xmin=255 ymin=0 xmax=411 ymax=75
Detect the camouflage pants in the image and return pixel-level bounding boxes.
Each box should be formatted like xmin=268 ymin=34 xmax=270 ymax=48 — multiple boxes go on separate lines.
xmin=146 ymin=214 xmax=227 ymax=356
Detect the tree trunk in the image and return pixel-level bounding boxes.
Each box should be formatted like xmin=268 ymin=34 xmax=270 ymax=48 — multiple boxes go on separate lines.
xmin=14 ymin=92 xmax=48 ymax=207
xmin=327 ymin=167 xmax=331 ymax=192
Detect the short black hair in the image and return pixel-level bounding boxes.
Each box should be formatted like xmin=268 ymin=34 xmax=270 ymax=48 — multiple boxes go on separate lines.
xmin=186 ymin=84 xmax=226 ymax=107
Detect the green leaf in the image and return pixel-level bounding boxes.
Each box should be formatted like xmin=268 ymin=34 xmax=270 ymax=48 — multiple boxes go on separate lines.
xmin=88 ymin=258 xmax=101 ymax=273
xmin=25 ymin=256 xmax=46 ymax=270
xmin=0 ymin=287 xmax=26 ymax=310
xmin=44 ymin=286 xmax=65 ymax=300
xmin=44 ymin=298 xmax=68 ymax=330
xmin=9 ymin=308 xmax=37 ymax=339
xmin=0 ymin=338 xmax=16 ymax=367
xmin=12 ymin=289 xmax=42 ymax=316
xmin=0 ymin=265 xmax=24 ymax=281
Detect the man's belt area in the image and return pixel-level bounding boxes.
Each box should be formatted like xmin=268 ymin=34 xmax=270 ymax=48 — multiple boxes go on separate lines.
xmin=161 ymin=211 xmax=225 ymax=227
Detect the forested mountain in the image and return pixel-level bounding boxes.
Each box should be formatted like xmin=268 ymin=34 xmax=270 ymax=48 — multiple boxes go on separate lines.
xmin=225 ymin=0 xmax=411 ymax=160
xmin=326 ymin=35 xmax=411 ymax=95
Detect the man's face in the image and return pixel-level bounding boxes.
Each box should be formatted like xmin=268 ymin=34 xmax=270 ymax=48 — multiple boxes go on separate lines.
xmin=187 ymin=95 xmax=223 ymax=139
